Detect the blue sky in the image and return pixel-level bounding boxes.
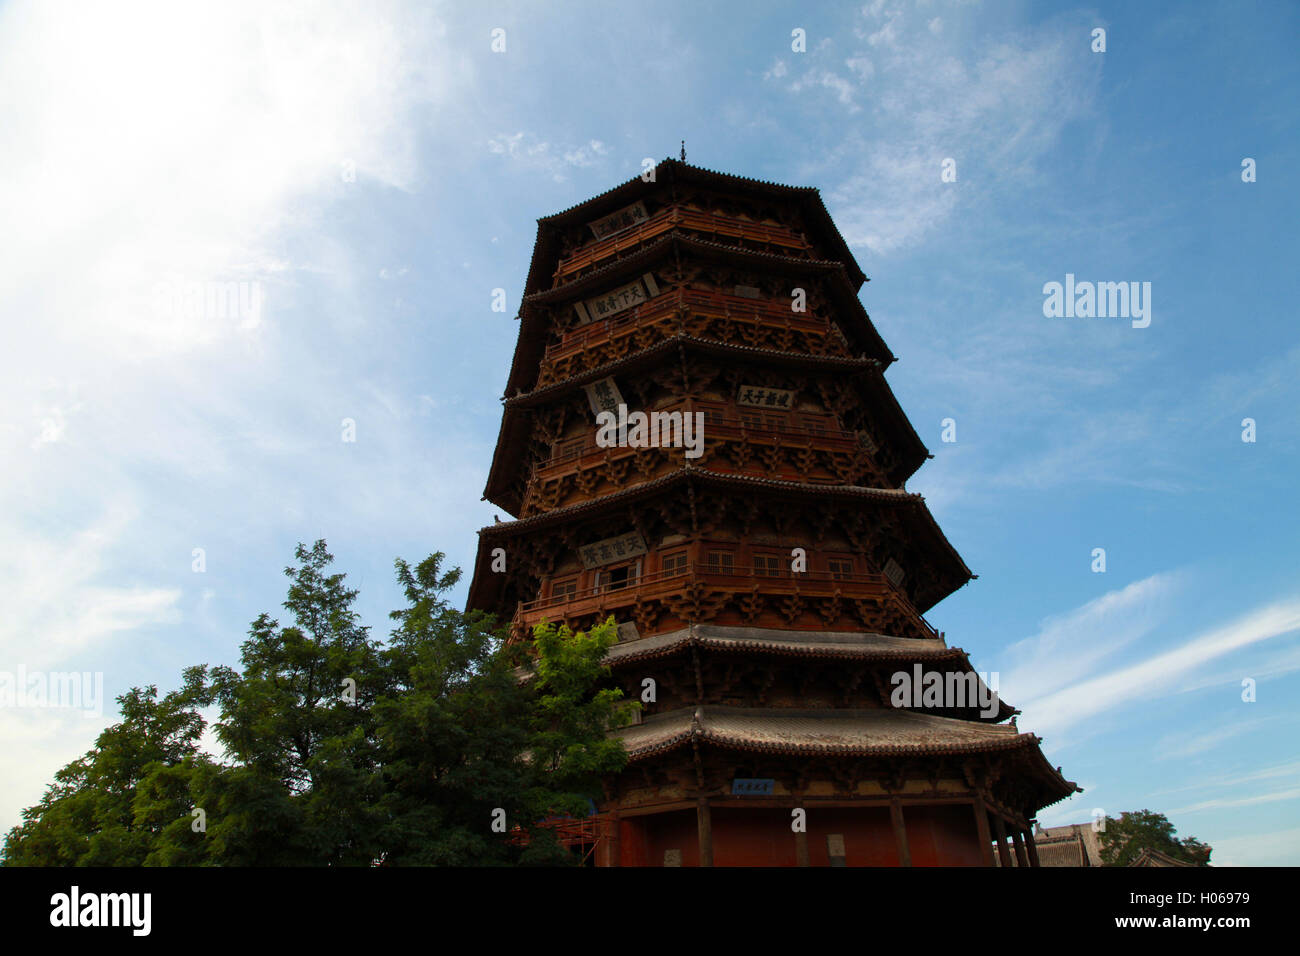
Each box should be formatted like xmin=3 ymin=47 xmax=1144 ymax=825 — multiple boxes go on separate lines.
xmin=1 ymin=0 xmax=1297 ymax=864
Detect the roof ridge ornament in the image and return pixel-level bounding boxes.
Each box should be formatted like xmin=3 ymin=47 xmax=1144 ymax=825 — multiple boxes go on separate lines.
xmin=680 ymin=140 xmax=686 ymax=163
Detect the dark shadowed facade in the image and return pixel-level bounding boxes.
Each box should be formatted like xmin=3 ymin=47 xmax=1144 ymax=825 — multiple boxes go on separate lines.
xmin=468 ymin=160 xmax=1077 ymax=866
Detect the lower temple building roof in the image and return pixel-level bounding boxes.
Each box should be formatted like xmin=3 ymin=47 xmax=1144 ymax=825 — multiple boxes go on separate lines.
xmin=619 ymin=704 xmax=1030 ymax=760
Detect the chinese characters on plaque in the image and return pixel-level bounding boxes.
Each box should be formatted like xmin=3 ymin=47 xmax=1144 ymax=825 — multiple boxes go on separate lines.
xmin=583 ymin=377 xmax=625 ymax=417
xmin=578 ymin=532 xmax=648 ymax=570
xmin=731 ymin=778 xmax=776 ymax=795
xmin=587 ymin=200 xmax=650 ymax=240
xmin=737 ymin=385 xmax=796 ymax=410
xmin=883 ymin=557 xmax=906 ymax=588
xmin=572 ymin=272 xmax=660 ymax=326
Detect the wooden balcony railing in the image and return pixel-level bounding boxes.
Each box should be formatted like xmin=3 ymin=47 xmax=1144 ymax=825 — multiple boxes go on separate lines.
xmin=554 ymin=207 xmax=810 ymax=281
xmin=514 ymin=564 xmax=939 ymax=640
xmin=543 ymin=287 xmax=832 ymax=363
xmin=533 ymin=411 xmax=861 ymax=477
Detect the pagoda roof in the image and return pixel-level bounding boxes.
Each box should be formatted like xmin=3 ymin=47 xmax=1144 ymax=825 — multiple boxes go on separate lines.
xmin=616 ymin=706 xmax=1079 ymax=808
xmin=1129 ymin=847 xmax=1196 ymax=867
xmin=609 ymin=624 xmax=951 ymax=664
xmin=522 ymin=158 xmax=867 ymax=295
xmin=607 ymin=624 xmax=1016 ymax=722
xmin=468 ymin=468 xmax=973 ymax=614
xmin=509 ymin=337 xmax=881 ymax=409
xmin=483 ymin=338 xmax=928 ymax=514
xmin=503 ymin=233 xmax=892 ymax=402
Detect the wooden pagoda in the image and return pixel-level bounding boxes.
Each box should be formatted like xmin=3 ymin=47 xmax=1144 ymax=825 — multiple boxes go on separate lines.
xmin=467 ymin=159 xmax=1077 ymax=866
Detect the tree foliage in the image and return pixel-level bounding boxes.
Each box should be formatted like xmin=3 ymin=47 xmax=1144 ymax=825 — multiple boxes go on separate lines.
xmin=1097 ymin=809 xmax=1212 ymax=866
xmin=2 ymin=541 xmax=630 ymax=867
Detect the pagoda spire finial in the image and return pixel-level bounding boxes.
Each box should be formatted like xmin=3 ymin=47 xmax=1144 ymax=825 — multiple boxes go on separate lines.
xmin=680 ymin=140 xmax=686 ymax=162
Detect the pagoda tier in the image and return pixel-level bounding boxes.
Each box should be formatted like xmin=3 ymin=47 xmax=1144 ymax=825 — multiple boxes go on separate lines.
xmin=467 ymin=159 xmax=1077 ymax=866
xmin=485 ymin=336 xmax=928 ymax=517
xmin=468 ymin=470 xmax=969 ymax=637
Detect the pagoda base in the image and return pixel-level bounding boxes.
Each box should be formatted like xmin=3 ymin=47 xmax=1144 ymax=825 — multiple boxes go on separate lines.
xmin=593 ymin=800 xmax=1011 ymax=867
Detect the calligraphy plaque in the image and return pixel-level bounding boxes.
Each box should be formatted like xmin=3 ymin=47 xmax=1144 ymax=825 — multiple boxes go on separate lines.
xmin=884 ymin=557 xmax=905 ymax=588
xmin=583 ymin=377 xmax=625 ymax=417
xmin=578 ymin=532 xmax=648 ymax=570
xmin=588 ymin=200 xmax=649 ymax=240
xmin=573 ymin=273 xmax=659 ymax=326
xmin=736 ymin=385 xmax=795 ymax=410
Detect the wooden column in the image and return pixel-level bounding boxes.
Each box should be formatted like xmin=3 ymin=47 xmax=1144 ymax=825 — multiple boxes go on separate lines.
xmin=608 ymin=812 xmax=622 ymax=867
xmin=1012 ymin=829 xmax=1028 ymax=868
xmin=890 ymin=798 xmax=912 ymax=867
xmin=972 ymin=794 xmax=996 ymax=867
xmin=697 ymin=798 xmax=713 ymax=867
xmin=992 ymin=813 xmax=1012 ymax=867
xmin=794 ymin=810 xmax=810 ymax=867
xmin=790 ymin=788 xmax=810 ymax=866
xmin=1026 ymin=827 xmax=1041 ymax=868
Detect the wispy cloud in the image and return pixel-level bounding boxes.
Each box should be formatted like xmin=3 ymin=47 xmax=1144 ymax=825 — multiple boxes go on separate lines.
xmin=1000 ymin=572 xmax=1184 ymax=706
xmin=1171 ymin=785 xmax=1300 ymax=815
xmin=1022 ymin=598 xmax=1300 ymax=739
xmin=1209 ymin=826 xmax=1300 ymax=867
xmin=0 ymin=0 xmax=467 ymax=841
xmin=766 ymin=5 xmax=1103 ymax=255
xmin=487 ymin=132 xmax=611 ymax=182
xmin=1155 ymin=717 xmax=1283 ymax=760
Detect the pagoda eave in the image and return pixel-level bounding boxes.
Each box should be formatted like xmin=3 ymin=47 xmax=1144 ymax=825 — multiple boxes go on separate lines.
xmin=523 ymin=158 xmax=866 ymax=294
xmin=469 ymin=469 xmax=972 ymax=614
xmin=503 ymin=232 xmax=890 ymax=402
xmin=483 ymin=348 xmax=929 ymax=514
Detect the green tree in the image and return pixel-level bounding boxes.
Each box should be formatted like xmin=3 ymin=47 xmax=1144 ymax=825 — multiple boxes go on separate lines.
xmin=523 ymin=617 xmax=637 ymax=823
xmin=1098 ymin=809 xmax=1212 ymax=866
xmin=3 ymin=543 xmax=633 ymax=867
xmin=2 ymin=673 xmax=210 ymax=866
xmin=369 ymin=552 xmax=534 ymax=865
xmin=200 ymin=540 xmax=386 ymax=864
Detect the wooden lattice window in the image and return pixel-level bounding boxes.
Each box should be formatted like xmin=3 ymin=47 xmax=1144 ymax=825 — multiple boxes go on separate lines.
xmin=706 ymin=550 xmax=734 ymax=573
xmin=551 ymin=577 xmax=577 ymax=600
xmin=828 ymin=558 xmax=854 ymax=580
xmin=661 ymin=550 xmax=688 ymax=575
xmin=752 ymin=553 xmax=782 ymax=577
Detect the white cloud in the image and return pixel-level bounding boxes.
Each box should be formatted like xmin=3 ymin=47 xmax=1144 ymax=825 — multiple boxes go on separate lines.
xmin=1155 ymin=717 xmax=1282 ymax=760
xmin=0 ymin=0 xmax=468 ymax=840
xmin=792 ymin=10 xmax=1104 ymax=254
xmin=487 ymin=132 xmax=611 ymax=182
xmin=1171 ymin=785 xmax=1300 ymax=815
xmin=1022 ymin=599 xmax=1300 ymax=739
xmin=999 ymin=572 xmax=1184 ymax=706
xmin=1209 ymin=826 xmax=1300 ymax=866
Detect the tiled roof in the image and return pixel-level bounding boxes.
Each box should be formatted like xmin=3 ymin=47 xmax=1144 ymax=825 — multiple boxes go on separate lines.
xmin=467 ymin=468 xmax=974 ymax=614
xmin=1029 ymin=824 xmax=1104 ymax=866
xmin=483 ymin=341 xmax=926 ymax=512
xmin=523 ymin=159 xmax=867 ymax=293
xmin=606 ymin=624 xmax=1018 ymax=722
xmin=503 ymin=232 xmax=890 ymax=403
xmin=478 ymin=468 xmax=917 ymax=537
xmin=616 ymin=705 xmax=1027 ymax=760
xmin=1129 ymin=847 xmax=1195 ymax=867
xmin=607 ymin=623 xmax=951 ymax=665
xmin=522 ymin=235 xmax=847 ymax=305
xmin=505 ymin=337 xmax=879 ymax=408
